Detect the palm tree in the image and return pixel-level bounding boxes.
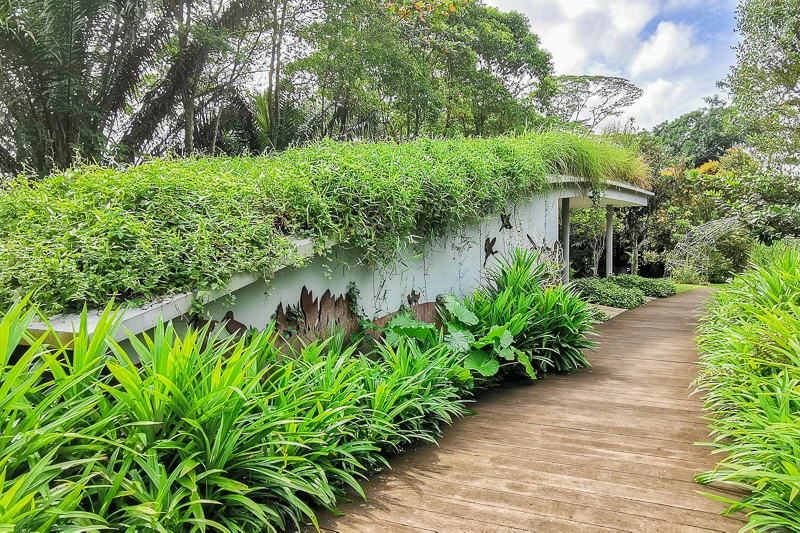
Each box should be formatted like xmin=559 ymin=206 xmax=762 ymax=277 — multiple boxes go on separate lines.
xmin=0 ymin=0 xmax=273 ymax=177
xmin=0 ymin=0 xmax=164 ymax=175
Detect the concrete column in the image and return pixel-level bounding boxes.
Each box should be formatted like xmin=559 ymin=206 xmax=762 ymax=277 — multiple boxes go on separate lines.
xmin=605 ymin=205 xmax=614 ymax=278
xmin=561 ymin=197 xmax=570 ymax=284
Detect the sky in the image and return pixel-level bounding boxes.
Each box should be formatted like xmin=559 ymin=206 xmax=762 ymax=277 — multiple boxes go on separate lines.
xmin=484 ymin=0 xmax=739 ymax=129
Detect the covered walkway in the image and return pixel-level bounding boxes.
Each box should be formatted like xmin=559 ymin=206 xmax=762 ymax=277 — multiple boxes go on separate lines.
xmin=309 ymin=290 xmax=745 ymax=532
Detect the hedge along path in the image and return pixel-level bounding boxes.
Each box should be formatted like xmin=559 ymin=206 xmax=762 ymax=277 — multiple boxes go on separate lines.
xmin=0 ymin=132 xmax=647 ymax=315
xmin=306 ymin=289 xmax=747 ymax=533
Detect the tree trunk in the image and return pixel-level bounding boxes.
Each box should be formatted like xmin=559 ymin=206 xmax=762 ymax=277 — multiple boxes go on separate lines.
xmin=180 ymin=1 xmax=195 ymax=155
xmin=272 ymin=1 xmax=288 ymax=147
xmin=631 ymin=232 xmax=640 ymax=276
xmin=591 ymin=245 xmax=601 ymax=278
xmin=183 ymin=83 xmax=195 ymax=154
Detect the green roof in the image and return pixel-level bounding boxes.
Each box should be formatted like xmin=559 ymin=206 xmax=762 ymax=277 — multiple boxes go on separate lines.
xmin=0 ymin=132 xmax=648 ymax=314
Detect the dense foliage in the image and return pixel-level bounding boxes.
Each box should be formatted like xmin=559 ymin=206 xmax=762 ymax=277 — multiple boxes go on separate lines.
xmin=0 ymin=132 xmax=646 ymax=315
xmin=571 ymin=277 xmax=647 ymax=309
xmin=0 ymin=301 xmax=468 ymax=532
xmin=695 ymin=241 xmax=800 ymax=531
xmin=615 ymin=142 xmax=757 ymax=281
xmin=374 ymin=250 xmax=594 ymax=380
xmin=723 ymin=0 xmax=800 ymax=164
xmin=0 ymin=0 xmax=285 ymax=175
xmin=0 ymin=0 xmax=569 ymax=176
xmin=452 ymin=250 xmax=594 ymax=377
xmin=652 ymin=97 xmax=742 ymax=169
xmin=694 ymin=155 xmax=800 ymax=243
xmin=0 ymin=249 xmax=595 ymax=531
xmin=607 ymin=274 xmax=677 ymax=298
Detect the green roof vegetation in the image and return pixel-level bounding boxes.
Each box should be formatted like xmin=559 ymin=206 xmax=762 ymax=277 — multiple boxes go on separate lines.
xmin=0 ymin=131 xmax=648 ymax=315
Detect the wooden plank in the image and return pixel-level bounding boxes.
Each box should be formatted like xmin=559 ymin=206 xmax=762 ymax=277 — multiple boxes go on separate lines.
xmin=348 ymin=472 xmax=739 ymax=532
xmin=311 ymin=289 xmax=744 ymax=532
xmin=450 ymin=429 xmax=714 ymax=469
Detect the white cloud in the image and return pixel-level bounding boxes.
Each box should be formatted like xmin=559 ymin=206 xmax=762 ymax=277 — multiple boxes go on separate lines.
xmin=624 ymin=79 xmax=697 ymax=127
xmin=484 ymin=0 xmax=736 ymax=127
xmin=488 ymin=0 xmax=660 ymax=74
xmin=663 ymin=0 xmax=736 ymax=12
xmin=630 ymin=22 xmax=709 ymax=76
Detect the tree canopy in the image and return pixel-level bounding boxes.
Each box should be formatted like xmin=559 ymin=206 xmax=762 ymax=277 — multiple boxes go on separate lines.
xmin=722 ymin=0 xmax=800 ymax=165
xmin=0 ymin=0 xmax=560 ymax=177
xmin=0 ymin=0 xmax=285 ymax=176
xmin=550 ymin=75 xmax=643 ymax=129
xmin=652 ymin=96 xmax=743 ymax=168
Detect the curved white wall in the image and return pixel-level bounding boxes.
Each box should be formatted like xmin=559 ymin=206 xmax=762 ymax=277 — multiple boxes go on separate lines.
xmin=201 ymin=191 xmax=560 ymax=331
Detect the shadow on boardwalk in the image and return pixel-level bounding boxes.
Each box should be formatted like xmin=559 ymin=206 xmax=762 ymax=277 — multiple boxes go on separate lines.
xmin=305 ymin=289 xmax=745 ymax=533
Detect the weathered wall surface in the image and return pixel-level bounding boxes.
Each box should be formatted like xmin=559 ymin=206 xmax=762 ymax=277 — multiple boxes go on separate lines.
xmin=199 ymin=192 xmax=560 ymax=339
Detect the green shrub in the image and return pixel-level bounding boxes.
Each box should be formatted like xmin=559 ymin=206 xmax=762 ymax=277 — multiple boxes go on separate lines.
xmin=608 ymin=274 xmax=677 ymax=298
xmin=571 ymin=277 xmax=646 ymax=309
xmin=0 ymin=247 xmax=598 ymax=531
xmin=479 ymin=250 xmax=595 ymax=374
xmin=373 ymin=249 xmax=596 ymax=380
xmin=668 ymin=264 xmax=706 ymax=285
xmin=695 ymin=243 xmax=800 ymax=531
xmin=0 ymin=132 xmax=647 ymax=315
xmin=588 ymin=305 xmax=610 ymax=323
xmin=442 ymin=250 xmax=595 ymax=379
xmin=708 ymin=228 xmax=754 ymax=283
xmin=0 ymin=302 xmax=472 ymax=532
xmin=0 ymin=298 xmax=118 ymax=531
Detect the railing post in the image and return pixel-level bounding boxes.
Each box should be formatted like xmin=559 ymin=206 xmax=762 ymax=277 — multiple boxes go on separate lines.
xmin=561 ymin=197 xmax=570 ymax=284
xmin=606 ymin=205 xmax=614 ymax=278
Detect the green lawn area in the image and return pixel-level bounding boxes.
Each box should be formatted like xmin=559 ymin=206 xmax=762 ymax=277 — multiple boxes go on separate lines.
xmin=676 ymin=283 xmax=728 ymax=293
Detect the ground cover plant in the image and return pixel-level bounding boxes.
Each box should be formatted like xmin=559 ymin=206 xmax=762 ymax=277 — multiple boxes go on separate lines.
xmin=1 ymin=249 xmax=595 ymax=531
xmin=695 ymin=241 xmax=800 ymax=531
xmin=376 ymin=250 xmax=595 ymax=381
xmin=607 ymin=274 xmax=677 ymax=298
xmin=571 ymin=277 xmax=646 ymax=309
xmin=0 ymin=131 xmax=647 ymax=316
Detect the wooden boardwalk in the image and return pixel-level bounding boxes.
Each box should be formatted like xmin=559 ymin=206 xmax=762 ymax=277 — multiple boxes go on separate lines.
xmin=309 ymin=289 xmax=745 ymax=532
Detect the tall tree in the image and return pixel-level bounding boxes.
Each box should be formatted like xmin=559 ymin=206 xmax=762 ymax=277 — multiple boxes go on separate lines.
xmin=447 ymin=4 xmax=554 ymax=135
xmin=0 ymin=0 xmax=554 ymax=175
xmin=550 ymin=75 xmax=642 ymax=129
xmin=722 ymin=0 xmax=800 ymax=165
xmin=290 ymin=1 xmax=554 ymax=141
xmin=652 ymin=96 xmax=743 ymax=168
xmin=0 ymin=0 xmax=163 ymax=175
xmin=0 ymin=0 xmax=277 ymax=176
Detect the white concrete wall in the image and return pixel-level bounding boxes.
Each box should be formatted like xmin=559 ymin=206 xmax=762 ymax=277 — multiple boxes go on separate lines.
xmin=200 ymin=191 xmax=562 ymax=330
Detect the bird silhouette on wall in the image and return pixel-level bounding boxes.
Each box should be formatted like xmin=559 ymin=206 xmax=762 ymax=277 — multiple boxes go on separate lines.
xmin=222 ymin=310 xmax=248 ymax=338
xmin=407 ymin=289 xmax=421 ymax=306
xmin=500 ymin=213 xmax=512 ymax=231
xmin=484 ymin=237 xmax=498 ymax=266
xmin=527 ymin=233 xmax=562 ymax=254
